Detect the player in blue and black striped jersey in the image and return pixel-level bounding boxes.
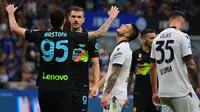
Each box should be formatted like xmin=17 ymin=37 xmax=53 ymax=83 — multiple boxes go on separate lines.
xmin=6 ymin=4 xmax=119 ymax=112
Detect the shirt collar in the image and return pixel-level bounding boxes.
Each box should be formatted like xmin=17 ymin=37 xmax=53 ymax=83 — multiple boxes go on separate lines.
xmin=168 ymin=26 xmax=176 ymax=29
xmin=117 ymin=40 xmax=128 ymax=45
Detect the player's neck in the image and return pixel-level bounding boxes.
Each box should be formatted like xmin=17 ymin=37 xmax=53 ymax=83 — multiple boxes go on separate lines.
xmin=142 ymin=45 xmax=150 ymax=53
xmin=117 ymin=36 xmax=128 ymax=44
xmin=71 ymin=27 xmax=83 ymax=32
xmin=169 ymin=23 xmax=182 ymax=30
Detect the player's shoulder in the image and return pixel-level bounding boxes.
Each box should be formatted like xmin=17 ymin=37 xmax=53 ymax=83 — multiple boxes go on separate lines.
xmin=117 ymin=42 xmax=130 ymax=48
xmin=175 ymin=29 xmax=188 ymax=36
xmin=116 ymin=42 xmax=131 ymax=52
xmin=172 ymin=30 xmax=190 ymax=42
xmin=116 ymin=42 xmax=132 ymax=55
xmin=132 ymin=48 xmax=140 ymax=55
xmin=87 ymin=39 xmax=97 ymax=45
xmin=27 ymin=29 xmax=43 ymax=33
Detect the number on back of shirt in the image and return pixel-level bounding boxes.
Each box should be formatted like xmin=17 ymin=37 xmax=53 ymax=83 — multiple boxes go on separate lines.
xmin=156 ymin=40 xmax=174 ymax=64
xmin=41 ymin=39 xmax=69 ymax=62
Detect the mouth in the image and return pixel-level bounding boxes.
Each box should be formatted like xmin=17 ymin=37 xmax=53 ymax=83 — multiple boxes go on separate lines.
xmin=73 ymin=23 xmax=79 ymax=25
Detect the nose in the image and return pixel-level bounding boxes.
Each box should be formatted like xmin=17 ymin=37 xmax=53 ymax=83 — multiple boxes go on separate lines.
xmin=74 ymin=17 xmax=78 ymax=21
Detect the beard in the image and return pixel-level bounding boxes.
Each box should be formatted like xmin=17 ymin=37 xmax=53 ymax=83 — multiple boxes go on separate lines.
xmin=116 ymin=30 xmax=123 ymax=37
xmin=72 ymin=23 xmax=80 ymax=29
xmin=144 ymin=42 xmax=152 ymax=49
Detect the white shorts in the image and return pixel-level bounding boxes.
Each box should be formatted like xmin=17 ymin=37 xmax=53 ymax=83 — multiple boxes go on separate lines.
xmin=103 ymin=97 xmax=125 ymax=112
xmin=160 ymin=93 xmax=200 ymax=112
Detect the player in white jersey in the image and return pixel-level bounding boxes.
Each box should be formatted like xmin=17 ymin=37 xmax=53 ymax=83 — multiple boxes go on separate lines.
xmin=150 ymin=10 xmax=200 ymax=112
xmin=99 ymin=24 xmax=139 ymax=112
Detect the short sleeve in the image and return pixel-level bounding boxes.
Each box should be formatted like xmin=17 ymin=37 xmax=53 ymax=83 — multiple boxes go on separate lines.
xmin=150 ymin=40 xmax=156 ymax=63
xmin=112 ymin=47 xmax=127 ymax=66
xmin=130 ymin=50 xmax=137 ymax=72
xmin=181 ymin=34 xmax=193 ymax=61
xmin=88 ymin=40 xmax=99 ymax=58
xmin=25 ymin=29 xmax=40 ymax=43
xmin=68 ymin=32 xmax=88 ymax=44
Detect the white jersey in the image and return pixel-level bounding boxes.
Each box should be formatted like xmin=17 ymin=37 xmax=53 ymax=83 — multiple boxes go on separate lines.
xmin=151 ymin=27 xmax=195 ymax=97
xmin=103 ymin=42 xmax=132 ymax=100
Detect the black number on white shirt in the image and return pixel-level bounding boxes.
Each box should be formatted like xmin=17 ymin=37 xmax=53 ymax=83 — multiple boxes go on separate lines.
xmin=156 ymin=40 xmax=174 ymax=64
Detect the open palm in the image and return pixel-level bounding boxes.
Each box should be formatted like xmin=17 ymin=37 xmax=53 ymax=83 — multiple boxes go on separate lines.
xmin=5 ymin=4 xmax=18 ymax=14
xmin=108 ymin=6 xmax=120 ymax=19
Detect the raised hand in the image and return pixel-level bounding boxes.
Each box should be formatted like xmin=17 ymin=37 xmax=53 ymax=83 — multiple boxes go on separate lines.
xmin=5 ymin=4 xmax=18 ymax=14
xmin=108 ymin=6 xmax=119 ymax=19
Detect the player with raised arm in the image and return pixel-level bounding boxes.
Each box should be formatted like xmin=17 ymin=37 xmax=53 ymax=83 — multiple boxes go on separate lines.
xmin=64 ymin=6 xmax=100 ymax=112
xmin=100 ymin=24 xmax=139 ymax=112
xmin=150 ymin=10 xmax=200 ymax=112
xmin=6 ymin=4 xmax=119 ymax=112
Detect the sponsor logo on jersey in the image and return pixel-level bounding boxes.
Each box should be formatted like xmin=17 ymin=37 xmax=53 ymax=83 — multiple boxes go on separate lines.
xmin=114 ymin=52 xmax=122 ymax=57
xmin=79 ymin=44 xmax=86 ymax=47
xmin=72 ymin=48 xmax=89 ymax=62
xmin=135 ymin=63 xmax=150 ymax=75
xmin=42 ymin=72 xmax=68 ymax=81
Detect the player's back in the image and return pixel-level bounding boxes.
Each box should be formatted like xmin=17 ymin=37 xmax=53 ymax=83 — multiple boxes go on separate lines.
xmin=25 ymin=29 xmax=88 ymax=90
xmin=152 ymin=27 xmax=194 ymax=97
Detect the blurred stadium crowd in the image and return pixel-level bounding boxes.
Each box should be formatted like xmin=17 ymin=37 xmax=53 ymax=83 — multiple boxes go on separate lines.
xmin=0 ymin=0 xmax=200 ymax=90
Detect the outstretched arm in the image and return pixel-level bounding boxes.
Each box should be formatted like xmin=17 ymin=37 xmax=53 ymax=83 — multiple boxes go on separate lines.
xmin=6 ymin=4 xmax=27 ymax=38
xmin=88 ymin=6 xmax=119 ymax=41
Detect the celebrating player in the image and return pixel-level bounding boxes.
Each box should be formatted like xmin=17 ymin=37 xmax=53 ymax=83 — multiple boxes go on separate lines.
xmin=6 ymin=4 xmax=119 ymax=112
xmin=64 ymin=6 xmax=100 ymax=112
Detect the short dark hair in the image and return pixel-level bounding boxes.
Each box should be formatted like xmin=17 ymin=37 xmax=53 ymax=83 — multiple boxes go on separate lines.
xmin=50 ymin=7 xmax=65 ymax=28
xmin=169 ymin=10 xmax=186 ymax=20
xmin=69 ymin=6 xmax=84 ymax=15
xmin=141 ymin=29 xmax=155 ymax=39
xmin=129 ymin=24 xmax=139 ymax=41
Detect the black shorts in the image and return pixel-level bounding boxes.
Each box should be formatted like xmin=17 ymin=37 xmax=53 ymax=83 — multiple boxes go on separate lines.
xmin=134 ymin=93 xmax=160 ymax=112
xmin=71 ymin=88 xmax=89 ymax=112
xmin=38 ymin=88 xmax=72 ymax=112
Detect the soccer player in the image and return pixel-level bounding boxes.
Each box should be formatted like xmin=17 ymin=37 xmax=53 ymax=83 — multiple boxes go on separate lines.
xmin=65 ymin=6 xmax=100 ymax=111
xmin=150 ymin=10 xmax=200 ymax=112
xmin=127 ymin=29 xmax=159 ymax=112
xmin=101 ymin=24 xmax=139 ymax=112
xmin=6 ymin=4 xmax=119 ymax=112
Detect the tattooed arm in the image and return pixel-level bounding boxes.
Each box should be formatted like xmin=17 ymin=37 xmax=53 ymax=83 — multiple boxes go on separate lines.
xmin=104 ymin=65 xmax=122 ymax=95
xmin=88 ymin=6 xmax=119 ymax=41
